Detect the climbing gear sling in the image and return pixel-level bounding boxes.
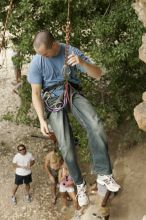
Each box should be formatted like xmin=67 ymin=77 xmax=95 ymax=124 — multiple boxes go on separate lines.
xmin=42 ymin=81 xmax=81 ymax=113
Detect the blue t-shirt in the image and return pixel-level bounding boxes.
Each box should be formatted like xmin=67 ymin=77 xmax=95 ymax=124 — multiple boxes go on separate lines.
xmin=28 ymin=43 xmax=91 ymax=96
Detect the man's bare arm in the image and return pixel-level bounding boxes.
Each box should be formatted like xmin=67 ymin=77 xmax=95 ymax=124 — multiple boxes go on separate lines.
xmin=31 ymin=84 xmax=50 ymax=136
xmin=30 ymin=160 xmax=35 ymax=167
xmin=13 ymin=163 xmax=24 ymax=169
xmin=79 ymin=61 xmax=102 ymax=79
xmin=67 ymin=53 xmax=102 ymax=80
xmin=13 ymin=163 xmax=31 ymax=169
xmin=31 ymin=84 xmax=44 ymax=122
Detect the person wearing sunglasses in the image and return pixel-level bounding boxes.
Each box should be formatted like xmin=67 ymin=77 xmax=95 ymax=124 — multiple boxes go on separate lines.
xmin=11 ymin=144 xmax=35 ymax=205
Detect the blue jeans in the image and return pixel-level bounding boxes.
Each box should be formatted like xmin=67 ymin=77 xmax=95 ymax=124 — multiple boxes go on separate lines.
xmin=48 ymin=93 xmax=112 ymax=185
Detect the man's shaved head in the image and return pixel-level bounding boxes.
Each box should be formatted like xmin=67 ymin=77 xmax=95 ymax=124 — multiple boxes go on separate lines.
xmin=33 ymin=30 xmax=55 ymax=51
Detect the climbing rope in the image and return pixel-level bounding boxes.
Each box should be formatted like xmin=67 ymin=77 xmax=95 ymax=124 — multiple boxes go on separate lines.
xmin=43 ymin=0 xmax=73 ymax=113
xmin=64 ymin=0 xmax=71 ymax=66
xmin=62 ymin=0 xmax=72 ymax=80
xmin=62 ymin=0 xmax=72 ymax=106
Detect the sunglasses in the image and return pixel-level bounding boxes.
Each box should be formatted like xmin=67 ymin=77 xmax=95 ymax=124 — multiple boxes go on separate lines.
xmin=18 ymin=148 xmax=26 ymax=152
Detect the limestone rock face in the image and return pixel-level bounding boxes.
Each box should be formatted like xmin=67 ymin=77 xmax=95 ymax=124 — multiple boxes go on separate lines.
xmin=133 ymin=2 xmax=146 ymax=131
xmin=133 ymin=0 xmax=146 ymax=27
xmin=132 ymin=1 xmax=146 ymax=63
xmin=142 ymin=91 xmax=146 ymax=101
xmin=139 ymin=34 xmax=146 ymax=63
xmin=134 ymin=96 xmax=146 ymax=131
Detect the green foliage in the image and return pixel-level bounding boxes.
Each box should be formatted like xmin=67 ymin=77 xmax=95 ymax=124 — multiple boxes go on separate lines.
xmin=2 ymin=112 xmax=14 ymax=121
xmin=69 ymin=112 xmax=88 ymax=148
xmin=1 ymin=77 xmax=39 ymax=127
xmin=122 ymin=120 xmax=144 ymax=146
xmin=69 ymin=113 xmax=90 ymax=162
xmin=86 ymin=0 xmax=146 ymax=128
xmin=11 ymin=53 xmax=23 ymax=68
xmin=1 ymin=0 xmax=146 ymax=149
xmin=15 ymin=76 xmax=40 ymax=126
xmin=15 ymin=76 xmax=32 ymax=125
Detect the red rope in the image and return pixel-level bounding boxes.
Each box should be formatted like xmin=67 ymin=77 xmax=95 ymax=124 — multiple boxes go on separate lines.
xmin=64 ymin=0 xmax=71 ymax=66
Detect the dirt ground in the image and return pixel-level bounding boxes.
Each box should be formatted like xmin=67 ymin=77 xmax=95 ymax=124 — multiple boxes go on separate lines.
xmin=0 ymin=49 xmax=146 ymax=220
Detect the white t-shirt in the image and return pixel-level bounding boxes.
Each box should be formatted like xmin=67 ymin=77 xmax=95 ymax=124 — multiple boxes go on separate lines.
xmin=13 ymin=152 xmax=35 ymax=176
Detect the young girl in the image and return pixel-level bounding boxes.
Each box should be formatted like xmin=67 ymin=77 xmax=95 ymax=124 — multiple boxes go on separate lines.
xmin=58 ymin=162 xmax=79 ymax=212
xmin=44 ymin=143 xmax=62 ymax=205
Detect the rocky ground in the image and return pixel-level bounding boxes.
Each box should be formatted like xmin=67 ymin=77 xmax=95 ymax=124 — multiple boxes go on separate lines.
xmin=0 ymin=121 xmax=63 ymax=220
xmin=1 ymin=49 xmax=146 ymax=220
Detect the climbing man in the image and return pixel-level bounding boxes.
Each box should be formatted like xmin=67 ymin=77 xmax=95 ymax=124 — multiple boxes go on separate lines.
xmin=28 ymin=30 xmax=120 ymax=207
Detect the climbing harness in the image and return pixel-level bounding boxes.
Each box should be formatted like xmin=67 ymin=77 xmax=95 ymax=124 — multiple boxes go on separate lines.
xmin=42 ymin=82 xmax=69 ymax=112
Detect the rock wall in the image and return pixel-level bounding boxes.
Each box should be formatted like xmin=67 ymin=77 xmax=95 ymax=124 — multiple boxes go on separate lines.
xmin=134 ymin=92 xmax=146 ymax=131
xmin=132 ymin=0 xmax=146 ymax=63
xmin=133 ymin=1 xmax=146 ymax=131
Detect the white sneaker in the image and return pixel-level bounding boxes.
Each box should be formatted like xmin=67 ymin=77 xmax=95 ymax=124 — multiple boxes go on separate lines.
xmin=142 ymin=215 xmax=146 ymax=220
xmin=97 ymin=174 xmax=120 ymax=192
xmin=11 ymin=196 xmax=17 ymax=205
xmin=77 ymin=181 xmax=89 ymax=207
xmin=73 ymin=210 xmax=82 ymax=220
xmin=25 ymin=194 xmax=32 ymax=203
